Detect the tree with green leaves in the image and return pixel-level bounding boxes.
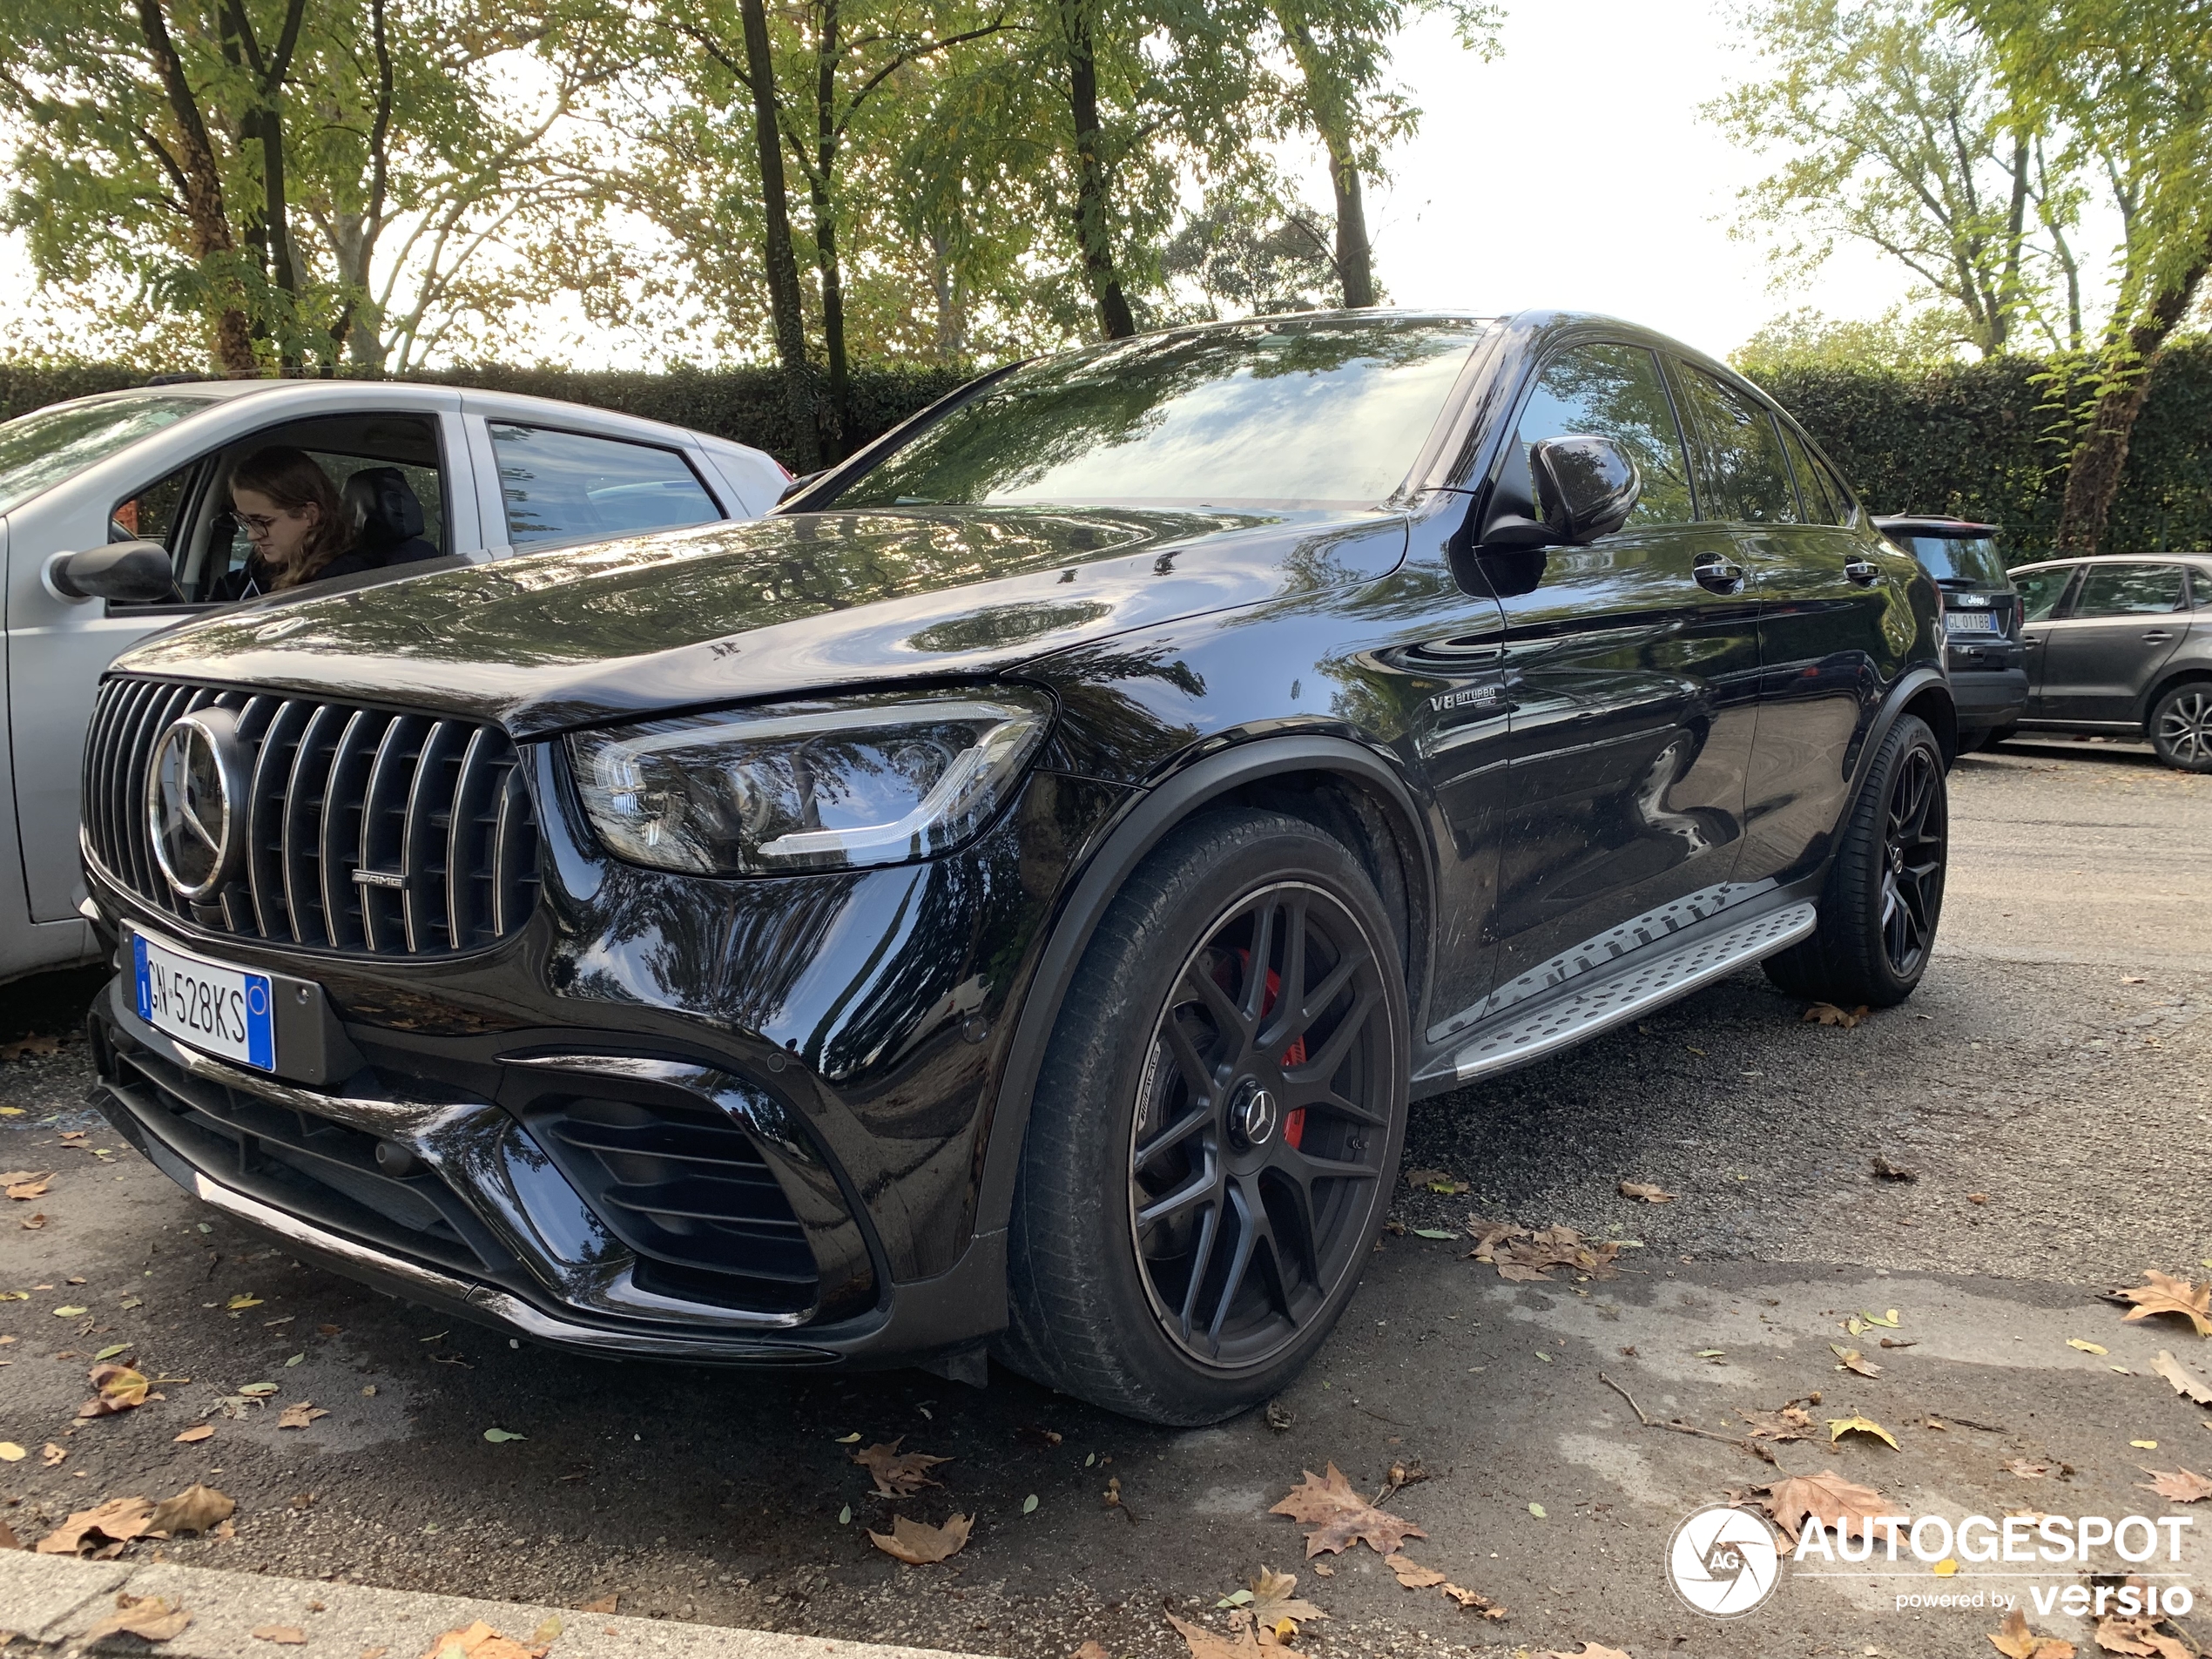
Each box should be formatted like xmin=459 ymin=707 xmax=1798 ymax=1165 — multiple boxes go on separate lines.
xmin=1952 ymin=0 xmax=2212 ymax=552
xmin=1708 ymin=0 xmax=2087 ymax=358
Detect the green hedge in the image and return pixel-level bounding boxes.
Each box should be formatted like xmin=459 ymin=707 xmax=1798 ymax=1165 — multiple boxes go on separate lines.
xmin=7 ymin=347 xmax=2209 ymax=553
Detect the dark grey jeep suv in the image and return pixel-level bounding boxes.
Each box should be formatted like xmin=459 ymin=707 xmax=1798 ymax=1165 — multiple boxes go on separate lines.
xmin=78 ymin=311 xmax=1952 ymax=1423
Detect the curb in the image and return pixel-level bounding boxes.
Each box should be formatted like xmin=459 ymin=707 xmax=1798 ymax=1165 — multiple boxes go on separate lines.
xmin=0 ymin=1550 xmax=1004 ymax=1658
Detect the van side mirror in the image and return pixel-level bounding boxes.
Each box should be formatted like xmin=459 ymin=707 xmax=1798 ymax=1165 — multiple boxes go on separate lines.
xmin=45 ymin=541 xmax=181 ymax=604
xmin=1477 ymin=435 xmax=1642 ymax=553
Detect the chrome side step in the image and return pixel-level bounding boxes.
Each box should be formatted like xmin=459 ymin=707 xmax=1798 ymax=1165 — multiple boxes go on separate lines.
xmin=1438 ymin=900 xmax=1817 ymax=1085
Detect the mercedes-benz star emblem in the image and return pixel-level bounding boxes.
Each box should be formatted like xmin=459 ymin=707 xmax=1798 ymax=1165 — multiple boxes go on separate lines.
xmin=1237 ymin=1085 xmax=1279 ymax=1147
xmin=147 ymin=708 xmax=250 ymax=900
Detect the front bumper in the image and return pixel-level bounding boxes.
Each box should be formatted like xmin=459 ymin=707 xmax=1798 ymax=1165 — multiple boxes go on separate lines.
xmin=82 ymin=753 xmax=1130 ymax=1369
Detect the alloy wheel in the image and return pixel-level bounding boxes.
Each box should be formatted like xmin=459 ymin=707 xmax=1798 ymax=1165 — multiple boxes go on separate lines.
xmin=1879 ymin=745 xmax=1945 ymax=977
xmin=2155 ymin=689 xmax=2212 ymax=765
xmin=1127 ymin=880 xmax=1393 ymax=1372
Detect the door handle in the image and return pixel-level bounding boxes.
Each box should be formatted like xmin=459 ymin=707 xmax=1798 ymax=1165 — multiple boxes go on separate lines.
xmin=1843 ymin=556 xmax=1880 ymax=586
xmin=1693 ymin=556 xmax=1745 ymax=594
xmin=2141 ymin=630 xmax=2174 ymax=643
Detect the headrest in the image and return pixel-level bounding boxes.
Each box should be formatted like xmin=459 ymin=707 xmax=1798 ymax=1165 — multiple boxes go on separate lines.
xmin=343 ymin=466 xmax=425 ymax=547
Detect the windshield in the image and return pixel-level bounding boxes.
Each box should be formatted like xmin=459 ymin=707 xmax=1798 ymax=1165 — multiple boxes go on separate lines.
xmin=1892 ymin=532 xmax=2010 ymax=587
xmin=0 ymin=395 xmax=214 ymax=519
xmin=826 ymin=316 xmax=1490 ymax=512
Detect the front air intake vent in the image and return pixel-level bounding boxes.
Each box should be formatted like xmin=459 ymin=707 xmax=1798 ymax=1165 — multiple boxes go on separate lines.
xmin=84 ymin=678 xmax=541 ymax=957
xmin=529 ymin=1096 xmax=817 ymax=1312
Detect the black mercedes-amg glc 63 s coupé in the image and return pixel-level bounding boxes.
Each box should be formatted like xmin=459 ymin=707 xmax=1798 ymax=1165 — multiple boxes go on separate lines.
xmin=80 ymin=311 xmax=1952 ymax=1423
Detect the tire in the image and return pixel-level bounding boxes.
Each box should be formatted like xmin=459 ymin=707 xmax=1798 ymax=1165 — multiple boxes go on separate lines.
xmin=1762 ymin=712 xmax=1947 ymax=1009
xmin=2148 ymin=682 xmax=2212 ymax=772
xmin=1000 ymin=809 xmax=1409 ymax=1425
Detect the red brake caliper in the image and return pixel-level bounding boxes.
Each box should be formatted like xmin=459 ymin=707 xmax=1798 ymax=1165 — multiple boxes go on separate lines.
xmin=1247 ymin=956 xmax=1306 ymax=1150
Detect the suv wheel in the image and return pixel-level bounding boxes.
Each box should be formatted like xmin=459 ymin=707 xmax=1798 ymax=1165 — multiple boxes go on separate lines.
xmin=1764 ymin=713 xmax=1947 ymax=1008
xmin=2149 ymin=683 xmax=2212 ymax=772
xmin=1001 ymin=811 xmax=1408 ymax=1425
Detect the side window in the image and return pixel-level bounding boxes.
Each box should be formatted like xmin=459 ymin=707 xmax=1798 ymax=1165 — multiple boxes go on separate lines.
xmin=1676 ymin=367 xmax=1800 ymax=525
xmin=111 ymin=467 xmax=194 ymax=550
xmin=2072 ymin=563 xmax=2188 ymax=617
xmin=196 ymin=448 xmax=447 ymax=601
xmin=2012 ymin=566 xmax=2074 ymax=623
xmin=1511 ymin=343 xmax=1695 ymax=526
xmin=1777 ymin=424 xmax=1840 ymax=524
xmin=490 ymin=424 xmax=720 ymax=550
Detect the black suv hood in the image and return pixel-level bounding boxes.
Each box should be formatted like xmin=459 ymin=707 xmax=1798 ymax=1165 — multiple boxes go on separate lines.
xmin=116 ymin=505 xmax=1408 ymax=736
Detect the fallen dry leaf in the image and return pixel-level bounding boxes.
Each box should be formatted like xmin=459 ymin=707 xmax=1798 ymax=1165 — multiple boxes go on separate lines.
xmin=2116 ymin=1271 xmax=2212 ymax=1338
xmin=278 ymin=1402 xmax=330 ymax=1431
xmin=1463 ymin=1217 xmax=1621 ymax=1282
xmin=2092 ymin=1576 xmax=2192 ymax=1658
xmin=1830 ymin=1344 xmax=1883 ymax=1378
xmin=1804 ymin=1002 xmax=1867 ymax=1028
xmin=1167 ymin=1611 xmax=1306 ymax=1659
xmin=2006 ymin=1458 xmax=2056 ymax=1479
xmin=1440 ymin=1581 xmax=1507 ymax=1618
xmin=853 ymin=1438 xmax=951 ymax=1498
xmin=577 ymin=1594 xmax=617 ymax=1614
xmin=1385 ymin=1554 xmax=1447 ymax=1588
xmin=1871 ymin=1156 xmax=1919 ymax=1180
xmin=867 ymin=1513 xmax=972 ymax=1565
xmin=175 ymin=1424 xmax=215 ymax=1445
xmin=1988 ymin=1606 xmax=2077 ymax=1657
xmin=1618 ymin=1181 xmax=1674 ymax=1203
xmin=37 ymin=1495 xmax=156 ymax=1556
xmin=1737 ymin=1403 xmax=1817 ymax=1441
xmin=1829 ymin=1413 xmax=1899 ymax=1449
xmin=421 ymin=1620 xmax=548 ymax=1659
xmin=0 ymin=1517 xmax=17 ymax=1549
xmin=148 ymin=1482 xmax=236 ymax=1538
xmin=1404 ymin=1168 xmax=1467 ymax=1195
xmin=1244 ymin=1567 xmax=1327 ymax=1624
xmin=1753 ymin=1469 xmax=1898 ymax=1544
xmin=79 ymin=1362 xmax=152 ymax=1417
xmin=0 ymin=1033 xmax=60 ymax=1061
xmin=20 ymin=1212 xmax=44 ymax=1229
xmin=2150 ymin=1352 xmax=2212 ymax=1411
xmin=1073 ymin=1645 xmax=1112 ymax=1659
xmin=2137 ymin=1467 xmax=2212 ymax=1503
xmin=253 ymin=1627 xmax=308 ymax=1644
xmin=1270 ymin=1464 xmax=1426 ymax=1557
xmin=81 ymin=1591 xmax=191 ymax=1643
xmin=1536 ymin=1646 xmax=1631 ymax=1659
xmin=3 ymin=1170 xmax=53 ymax=1200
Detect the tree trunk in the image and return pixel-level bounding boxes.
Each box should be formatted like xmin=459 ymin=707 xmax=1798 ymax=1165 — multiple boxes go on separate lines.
xmin=2054 ymin=252 xmax=2210 ymax=554
xmin=740 ymin=0 xmax=822 ymax=469
xmin=1281 ymin=17 xmax=1373 ymax=307
xmin=810 ymin=0 xmax=850 ymax=457
xmin=137 ymin=0 xmax=256 ymax=373
xmin=1063 ymin=0 xmax=1135 ymax=339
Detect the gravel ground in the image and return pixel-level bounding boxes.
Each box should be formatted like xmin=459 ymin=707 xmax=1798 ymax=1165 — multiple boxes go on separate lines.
xmin=2 ymin=736 xmax=2208 ymax=1659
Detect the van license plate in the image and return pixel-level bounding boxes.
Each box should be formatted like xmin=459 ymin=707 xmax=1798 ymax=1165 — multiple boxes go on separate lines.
xmin=132 ymin=931 xmax=275 ymax=1071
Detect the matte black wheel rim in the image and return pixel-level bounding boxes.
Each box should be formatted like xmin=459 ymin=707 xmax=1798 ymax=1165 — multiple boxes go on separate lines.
xmin=2156 ymin=690 xmax=2212 ymax=765
xmin=1128 ymin=880 xmax=1391 ymax=1372
xmin=1880 ymin=745 xmax=1945 ymax=977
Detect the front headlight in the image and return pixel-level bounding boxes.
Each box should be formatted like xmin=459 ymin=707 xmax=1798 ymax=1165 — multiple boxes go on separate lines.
xmin=570 ymin=689 xmax=1053 ymax=875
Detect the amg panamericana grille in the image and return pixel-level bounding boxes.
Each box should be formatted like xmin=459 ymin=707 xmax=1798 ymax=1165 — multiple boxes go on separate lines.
xmin=84 ymin=678 xmax=540 ymax=956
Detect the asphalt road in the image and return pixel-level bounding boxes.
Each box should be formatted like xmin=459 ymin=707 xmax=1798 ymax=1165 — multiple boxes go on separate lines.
xmin=3 ymin=735 xmax=2209 ymax=1659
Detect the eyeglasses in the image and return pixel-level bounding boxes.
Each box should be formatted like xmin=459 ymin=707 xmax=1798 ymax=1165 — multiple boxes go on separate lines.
xmin=236 ymin=511 xmax=289 ymax=536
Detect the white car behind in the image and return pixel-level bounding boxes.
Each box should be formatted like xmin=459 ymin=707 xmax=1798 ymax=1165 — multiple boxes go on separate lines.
xmin=0 ymin=378 xmax=787 ymax=984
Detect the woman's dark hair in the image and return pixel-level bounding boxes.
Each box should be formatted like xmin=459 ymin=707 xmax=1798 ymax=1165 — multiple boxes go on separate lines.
xmin=230 ymin=445 xmax=353 ymax=588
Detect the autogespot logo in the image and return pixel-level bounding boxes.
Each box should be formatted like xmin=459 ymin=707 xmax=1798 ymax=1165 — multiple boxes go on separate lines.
xmin=1669 ymin=1505 xmax=1783 ymax=1617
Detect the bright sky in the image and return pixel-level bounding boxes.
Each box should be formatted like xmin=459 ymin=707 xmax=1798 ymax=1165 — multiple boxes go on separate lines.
xmin=0 ymin=0 xmax=1932 ymax=370
xmin=1340 ymin=0 xmax=1915 ymax=362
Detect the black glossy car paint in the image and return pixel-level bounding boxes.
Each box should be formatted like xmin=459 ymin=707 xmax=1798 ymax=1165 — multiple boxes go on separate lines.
xmin=80 ymin=311 xmax=1950 ymax=1374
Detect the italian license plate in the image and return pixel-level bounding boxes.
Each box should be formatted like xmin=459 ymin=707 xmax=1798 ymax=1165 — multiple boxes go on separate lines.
xmin=1946 ymin=610 xmax=1999 ymax=633
xmin=132 ymin=930 xmax=275 ymax=1071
